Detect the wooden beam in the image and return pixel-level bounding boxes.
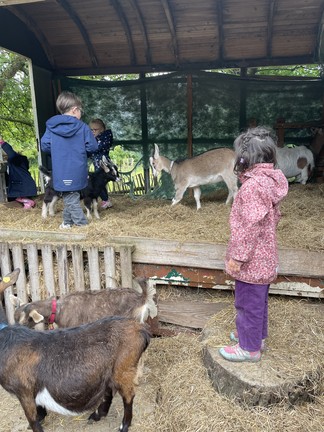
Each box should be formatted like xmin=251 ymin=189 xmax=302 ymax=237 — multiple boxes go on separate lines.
xmin=161 ymin=0 xmax=179 ymax=67
xmin=54 ymin=55 xmax=315 ymax=77
xmin=8 ymin=5 xmax=56 ymax=68
xmin=314 ymin=2 xmax=324 ymax=61
xmin=56 ymin=0 xmax=99 ymax=68
xmin=127 ymin=0 xmax=151 ymax=65
xmin=111 ymin=0 xmax=137 ymax=65
xmin=266 ymin=0 xmax=277 ymax=58
xmin=216 ymin=0 xmax=224 ymax=62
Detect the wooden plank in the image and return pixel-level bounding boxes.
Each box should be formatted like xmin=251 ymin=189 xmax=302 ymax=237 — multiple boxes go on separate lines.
xmin=0 ymin=228 xmax=86 ymax=241
xmin=71 ymin=245 xmax=85 ymax=291
xmin=87 ymin=247 xmax=101 ymax=290
xmin=119 ymin=245 xmax=133 ymax=288
xmin=11 ymin=243 xmax=28 ymax=303
xmin=104 ymin=246 xmax=117 ymax=288
xmin=26 ymin=243 xmax=41 ymax=301
xmin=111 ymin=236 xmax=324 ymax=278
xmin=41 ymin=244 xmax=56 ymax=297
xmin=56 ymin=245 xmax=69 ymax=296
xmin=0 ymin=242 xmax=15 ymax=324
xmin=158 ymin=299 xmax=230 ymax=329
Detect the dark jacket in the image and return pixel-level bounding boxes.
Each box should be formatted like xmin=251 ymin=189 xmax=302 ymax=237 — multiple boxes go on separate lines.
xmin=88 ymin=129 xmax=113 ymax=170
xmin=1 ymin=142 xmax=37 ymax=198
xmin=41 ymin=115 xmax=98 ymax=192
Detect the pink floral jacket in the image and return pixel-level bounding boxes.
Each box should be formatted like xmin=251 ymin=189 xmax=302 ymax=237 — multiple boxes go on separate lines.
xmin=225 ymin=163 xmax=289 ymax=284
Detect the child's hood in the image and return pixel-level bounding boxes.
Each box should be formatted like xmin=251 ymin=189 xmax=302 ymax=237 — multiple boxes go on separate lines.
xmin=241 ymin=163 xmax=289 ymax=204
xmin=46 ymin=114 xmax=84 ymax=138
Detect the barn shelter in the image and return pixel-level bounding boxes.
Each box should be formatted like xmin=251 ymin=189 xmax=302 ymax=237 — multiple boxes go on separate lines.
xmin=1 ymin=0 xmax=324 ymax=165
xmin=0 ymin=0 xmax=323 ymax=412
xmin=0 ymin=0 xmax=323 ymax=296
xmin=0 ymin=1 xmax=324 ymax=173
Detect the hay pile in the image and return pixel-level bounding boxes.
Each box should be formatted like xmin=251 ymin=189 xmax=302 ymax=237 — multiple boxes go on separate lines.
xmin=0 ymin=183 xmax=323 ymax=251
xmin=132 ymin=290 xmax=324 ymax=432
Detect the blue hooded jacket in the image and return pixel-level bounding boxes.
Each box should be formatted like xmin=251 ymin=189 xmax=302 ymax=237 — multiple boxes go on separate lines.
xmin=41 ymin=115 xmax=98 ymax=192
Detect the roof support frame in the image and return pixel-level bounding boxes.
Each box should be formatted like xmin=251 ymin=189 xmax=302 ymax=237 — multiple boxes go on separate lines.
xmin=110 ymin=0 xmax=137 ymax=65
xmin=161 ymin=0 xmax=179 ymax=67
xmin=56 ymin=0 xmax=99 ymax=68
xmin=127 ymin=0 xmax=152 ymax=66
xmin=8 ymin=5 xmax=55 ymax=68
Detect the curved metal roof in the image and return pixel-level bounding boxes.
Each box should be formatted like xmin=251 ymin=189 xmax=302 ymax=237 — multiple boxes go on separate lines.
xmin=1 ymin=0 xmax=324 ymax=76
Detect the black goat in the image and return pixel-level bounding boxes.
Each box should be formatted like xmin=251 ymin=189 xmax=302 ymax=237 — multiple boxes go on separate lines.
xmin=0 ymin=269 xmax=151 ymax=432
xmin=40 ymin=156 xmax=120 ymax=219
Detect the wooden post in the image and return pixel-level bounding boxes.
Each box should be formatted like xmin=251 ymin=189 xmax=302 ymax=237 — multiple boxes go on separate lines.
xmin=187 ymin=74 xmax=193 ymax=157
xmin=275 ymin=117 xmax=285 ymax=147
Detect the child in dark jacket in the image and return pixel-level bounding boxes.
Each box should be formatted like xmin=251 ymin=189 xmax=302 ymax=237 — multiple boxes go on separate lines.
xmin=0 ymin=137 xmax=37 ymax=209
xmin=88 ymin=118 xmax=114 ymax=209
xmin=41 ymin=91 xmax=98 ymax=228
xmin=219 ymin=126 xmax=289 ymax=363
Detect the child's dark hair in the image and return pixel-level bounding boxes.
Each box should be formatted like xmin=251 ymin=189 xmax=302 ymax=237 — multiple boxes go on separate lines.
xmin=233 ymin=126 xmax=278 ymax=174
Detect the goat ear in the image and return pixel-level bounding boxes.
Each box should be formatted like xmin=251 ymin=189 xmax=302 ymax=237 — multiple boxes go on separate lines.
xmin=154 ymin=143 xmax=159 ymax=158
xmin=0 ymin=268 xmax=20 ymax=293
xmin=9 ymin=294 xmax=25 ymax=308
xmin=29 ymin=309 xmax=45 ymax=324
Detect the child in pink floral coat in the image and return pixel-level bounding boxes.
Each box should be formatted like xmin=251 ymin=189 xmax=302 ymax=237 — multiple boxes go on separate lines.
xmin=219 ymin=126 xmax=289 ymax=363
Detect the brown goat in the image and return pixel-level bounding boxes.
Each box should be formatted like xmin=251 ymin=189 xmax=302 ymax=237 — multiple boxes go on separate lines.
xmin=10 ymin=278 xmax=157 ymax=329
xmin=0 ymin=269 xmax=151 ymax=432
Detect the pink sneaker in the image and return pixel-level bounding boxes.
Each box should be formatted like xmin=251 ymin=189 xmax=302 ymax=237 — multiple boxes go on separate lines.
xmin=230 ymin=330 xmax=266 ymax=352
xmin=15 ymin=197 xmax=35 ymax=209
xmin=101 ymin=199 xmax=112 ymax=209
xmin=219 ymin=343 xmax=261 ymax=363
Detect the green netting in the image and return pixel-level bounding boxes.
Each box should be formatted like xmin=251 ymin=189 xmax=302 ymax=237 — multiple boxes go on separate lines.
xmin=61 ymin=71 xmax=324 ymax=200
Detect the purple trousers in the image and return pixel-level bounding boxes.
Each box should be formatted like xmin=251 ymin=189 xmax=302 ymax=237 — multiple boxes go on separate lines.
xmin=235 ymin=280 xmax=270 ymax=352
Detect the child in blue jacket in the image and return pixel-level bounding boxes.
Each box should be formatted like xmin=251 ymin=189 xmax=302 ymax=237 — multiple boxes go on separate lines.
xmin=41 ymin=91 xmax=98 ymax=228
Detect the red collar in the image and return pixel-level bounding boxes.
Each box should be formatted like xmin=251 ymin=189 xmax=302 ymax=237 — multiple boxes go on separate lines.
xmin=48 ymin=298 xmax=57 ymax=329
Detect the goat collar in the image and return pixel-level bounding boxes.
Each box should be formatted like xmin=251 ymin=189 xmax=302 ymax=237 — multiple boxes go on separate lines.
xmin=169 ymin=160 xmax=174 ymax=171
xmin=48 ymin=298 xmax=57 ymax=330
xmin=0 ymin=323 xmax=8 ymax=330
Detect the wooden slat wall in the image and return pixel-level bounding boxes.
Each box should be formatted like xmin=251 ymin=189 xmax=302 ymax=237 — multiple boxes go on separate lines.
xmin=0 ymin=241 xmax=134 ymax=324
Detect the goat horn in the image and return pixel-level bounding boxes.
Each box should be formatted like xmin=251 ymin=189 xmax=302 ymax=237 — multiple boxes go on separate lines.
xmin=0 ymin=268 xmax=20 ymax=293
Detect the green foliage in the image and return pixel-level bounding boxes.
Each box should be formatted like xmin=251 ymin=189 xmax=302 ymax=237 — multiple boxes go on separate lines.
xmin=110 ymin=145 xmax=141 ymax=171
xmin=0 ymin=49 xmax=37 ymax=164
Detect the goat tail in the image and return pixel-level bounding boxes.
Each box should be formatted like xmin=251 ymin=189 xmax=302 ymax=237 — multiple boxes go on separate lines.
xmin=133 ymin=278 xmax=157 ymax=323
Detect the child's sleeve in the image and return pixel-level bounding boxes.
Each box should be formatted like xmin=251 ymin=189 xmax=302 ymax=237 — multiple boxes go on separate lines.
xmin=40 ymin=130 xmax=51 ymax=153
xmin=85 ymin=127 xmax=99 ymax=153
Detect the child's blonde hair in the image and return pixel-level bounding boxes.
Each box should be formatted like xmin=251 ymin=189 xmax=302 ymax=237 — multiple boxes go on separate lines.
xmin=56 ymin=91 xmax=82 ymax=114
xmin=89 ymin=118 xmax=106 ymax=131
xmin=233 ymin=126 xmax=278 ymax=174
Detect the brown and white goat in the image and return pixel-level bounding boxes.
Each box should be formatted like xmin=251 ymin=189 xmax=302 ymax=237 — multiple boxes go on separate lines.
xmin=149 ymin=143 xmax=238 ymax=209
xmin=40 ymin=155 xmax=119 ymax=219
xmin=0 ymin=269 xmax=150 ymax=432
xmin=276 ymin=145 xmax=315 ymax=184
xmin=11 ymin=277 xmax=157 ymax=329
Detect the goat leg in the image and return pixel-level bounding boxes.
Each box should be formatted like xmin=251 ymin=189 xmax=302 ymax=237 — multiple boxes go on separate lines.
xmin=19 ymin=395 xmax=44 ymax=432
xmin=88 ymin=386 xmax=114 ymax=423
xmin=119 ymin=395 xmax=134 ymax=432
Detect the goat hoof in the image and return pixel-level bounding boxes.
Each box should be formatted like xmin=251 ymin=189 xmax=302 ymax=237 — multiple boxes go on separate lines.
xmin=88 ymin=412 xmax=101 ymax=423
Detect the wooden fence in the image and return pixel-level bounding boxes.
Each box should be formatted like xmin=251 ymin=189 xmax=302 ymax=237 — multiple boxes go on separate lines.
xmin=0 ymin=241 xmax=134 ymax=324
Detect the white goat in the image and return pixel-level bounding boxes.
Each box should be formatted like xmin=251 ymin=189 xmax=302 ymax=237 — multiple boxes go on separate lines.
xmin=276 ymin=145 xmax=315 ymax=184
xmin=150 ymin=144 xmax=238 ymax=209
